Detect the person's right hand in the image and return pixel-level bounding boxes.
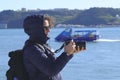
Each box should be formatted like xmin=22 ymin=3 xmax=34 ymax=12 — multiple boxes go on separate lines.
xmin=64 ymin=40 xmax=85 ymax=56
xmin=64 ymin=40 xmax=76 ymax=55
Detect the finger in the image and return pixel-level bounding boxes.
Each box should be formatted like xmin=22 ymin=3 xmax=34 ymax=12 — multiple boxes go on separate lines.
xmin=70 ymin=40 xmax=75 ymax=45
xmin=74 ymin=46 xmax=80 ymax=53
xmin=81 ymin=46 xmax=85 ymax=50
xmin=76 ymin=46 xmax=80 ymax=51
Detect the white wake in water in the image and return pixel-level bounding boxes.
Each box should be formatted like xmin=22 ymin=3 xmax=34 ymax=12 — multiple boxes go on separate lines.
xmin=96 ymin=39 xmax=120 ymax=42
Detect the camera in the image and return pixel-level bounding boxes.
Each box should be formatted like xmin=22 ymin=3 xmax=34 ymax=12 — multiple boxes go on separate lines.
xmin=75 ymin=41 xmax=86 ymax=50
xmin=65 ymin=39 xmax=86 ymax=50
xmin=54 ymin=39 xmax=86 ymax=53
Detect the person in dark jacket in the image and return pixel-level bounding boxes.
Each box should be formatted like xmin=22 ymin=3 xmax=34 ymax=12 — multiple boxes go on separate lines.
xmin=23 ymin=14 xmax=82 ymax=80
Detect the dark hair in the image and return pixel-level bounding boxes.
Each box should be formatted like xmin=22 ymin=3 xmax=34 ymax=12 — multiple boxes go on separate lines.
xmin=44 ymin=14 xmax=54 ymax=28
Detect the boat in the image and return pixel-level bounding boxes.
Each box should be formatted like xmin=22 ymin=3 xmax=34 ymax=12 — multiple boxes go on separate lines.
xmin=55 ymin=28 xmax=99 ymax=42
xmin=55 ymin=27 xmax=72 ymax=42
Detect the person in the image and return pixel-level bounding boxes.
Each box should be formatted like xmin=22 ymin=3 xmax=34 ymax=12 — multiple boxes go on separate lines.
xmin=23 ymin=14 xmax=82 ymax=80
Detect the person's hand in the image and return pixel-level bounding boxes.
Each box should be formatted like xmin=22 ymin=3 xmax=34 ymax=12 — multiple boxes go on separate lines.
xmin=64 ymin=40 xmax=85 ymax=55
xmin=74 ymin=46 xmax=85 ymax=53
xmin=64 ymin=40 xmax=76 ymax=55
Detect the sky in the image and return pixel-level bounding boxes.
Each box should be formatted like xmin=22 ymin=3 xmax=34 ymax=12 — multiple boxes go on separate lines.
xmin=1 ymin=0 xmax=120 ymax=11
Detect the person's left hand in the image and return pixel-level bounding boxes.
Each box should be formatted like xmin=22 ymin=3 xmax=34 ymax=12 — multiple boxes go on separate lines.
xmin=74 ymin=46 xmax=85 ymax=54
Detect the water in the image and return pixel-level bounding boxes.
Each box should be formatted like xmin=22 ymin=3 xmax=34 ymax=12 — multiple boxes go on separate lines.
xmin=0 ymin=27 xmax=120 ymax=80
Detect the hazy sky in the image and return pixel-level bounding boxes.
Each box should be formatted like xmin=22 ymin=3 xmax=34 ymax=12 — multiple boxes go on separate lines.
xmin=1 ymin=0 xmax=120 ymax=11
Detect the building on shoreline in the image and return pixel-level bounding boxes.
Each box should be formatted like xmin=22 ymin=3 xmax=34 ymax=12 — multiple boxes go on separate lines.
xmin=0 ymin=23 xmax=7 ymax=29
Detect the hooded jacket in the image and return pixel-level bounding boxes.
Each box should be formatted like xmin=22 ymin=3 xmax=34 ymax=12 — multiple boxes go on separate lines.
xmin=23 ymin=15 xmax=73 ymax=80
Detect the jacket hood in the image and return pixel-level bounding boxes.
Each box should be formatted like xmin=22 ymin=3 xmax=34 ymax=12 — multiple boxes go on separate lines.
xmin=23 ymin=15 xmax=47 ymax=44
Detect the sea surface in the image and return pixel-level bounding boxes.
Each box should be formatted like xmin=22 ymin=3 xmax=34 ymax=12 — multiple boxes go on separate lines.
xmin=0 ymin=27 xmax=120 ymax=80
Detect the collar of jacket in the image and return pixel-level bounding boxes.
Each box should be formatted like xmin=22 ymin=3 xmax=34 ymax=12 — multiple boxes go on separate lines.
xmin=28 ymin=36 xmax=50 ymax=45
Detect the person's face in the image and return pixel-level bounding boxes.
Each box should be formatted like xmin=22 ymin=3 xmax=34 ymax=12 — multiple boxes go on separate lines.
xmin=44 ymin=20 xmax=50 ymax=36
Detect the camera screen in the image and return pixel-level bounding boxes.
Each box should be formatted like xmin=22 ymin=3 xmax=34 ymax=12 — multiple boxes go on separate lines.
xmin=75 ymin=41 xmax=86 ymax=50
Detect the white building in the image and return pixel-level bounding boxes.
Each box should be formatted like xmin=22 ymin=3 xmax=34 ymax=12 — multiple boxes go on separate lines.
xmin=0 ymin=24 xmax=7 ymax=29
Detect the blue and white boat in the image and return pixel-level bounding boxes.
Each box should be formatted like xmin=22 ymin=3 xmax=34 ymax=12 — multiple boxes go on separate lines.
xmin=55 ymin=28 xmax=99 ymax=42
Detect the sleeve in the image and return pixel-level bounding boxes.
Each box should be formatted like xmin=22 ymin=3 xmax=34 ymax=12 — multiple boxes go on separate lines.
xmin=24 ymin=45 xmax=73 ymax=77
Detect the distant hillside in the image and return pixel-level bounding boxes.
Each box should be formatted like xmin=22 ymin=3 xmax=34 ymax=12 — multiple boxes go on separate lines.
xmin=0 ymin=9 xmax=81 ymax=28
xmin=63 ymin=8 xmax=120 ymax=26
xmin=0 ymin=7 xmax=120 ymax=28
